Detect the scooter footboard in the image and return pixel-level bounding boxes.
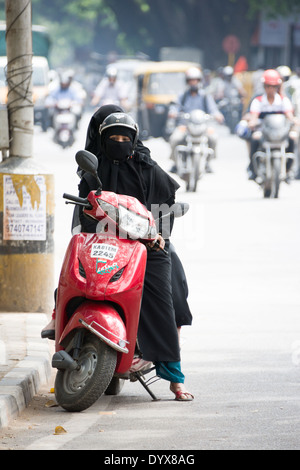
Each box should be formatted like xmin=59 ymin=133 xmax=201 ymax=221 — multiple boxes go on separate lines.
xmin=59 ymin=301 xmax=129 ymax=354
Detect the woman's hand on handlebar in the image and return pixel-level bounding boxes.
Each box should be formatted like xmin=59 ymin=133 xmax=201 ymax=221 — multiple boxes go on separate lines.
xmin=146 ymin=234 xmax=165 ymax=251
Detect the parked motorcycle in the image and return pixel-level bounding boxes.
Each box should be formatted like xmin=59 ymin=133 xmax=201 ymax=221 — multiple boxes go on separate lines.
xmin=217 ymin=86 xmax=243 ymax=133
xmin=174 ymin=109 xmax=214 ymax=192
xmin=52 ymin=98 xmax=77 ymax=149
xmin=51 ymin=150 xmax=187 ymax=411
xmin=252 ymin=114 xmax=295 ymax=198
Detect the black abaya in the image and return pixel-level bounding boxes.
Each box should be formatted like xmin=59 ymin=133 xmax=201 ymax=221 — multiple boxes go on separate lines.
xmin=78 ymin=169 xmax=181 ymax=362
xmin=138 ymin=242 xmax=180 ymax=362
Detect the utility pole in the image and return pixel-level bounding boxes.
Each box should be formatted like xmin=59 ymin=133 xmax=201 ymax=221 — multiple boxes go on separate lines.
xmin=0 ymin=0 xmax=54 ymax=313
xmin=6 ymin=0 xmax=34 ymax=158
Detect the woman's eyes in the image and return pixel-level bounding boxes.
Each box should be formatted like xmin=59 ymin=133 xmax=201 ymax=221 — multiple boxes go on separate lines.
xmin=110 ymin=135 xmax=130 ymax=142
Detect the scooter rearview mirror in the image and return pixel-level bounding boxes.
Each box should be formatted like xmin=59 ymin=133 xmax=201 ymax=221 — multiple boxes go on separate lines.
xmin=76 ymin=150 xmax=98 ymax=174
xmin=75 ymin=150 xmax=102 ymax=194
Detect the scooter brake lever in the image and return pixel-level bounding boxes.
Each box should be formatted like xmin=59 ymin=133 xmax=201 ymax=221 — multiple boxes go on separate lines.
xmin=65 ymin=200 xmax=93 ymax=209
xmin=154 ymin=240 xmax=168 ymax=255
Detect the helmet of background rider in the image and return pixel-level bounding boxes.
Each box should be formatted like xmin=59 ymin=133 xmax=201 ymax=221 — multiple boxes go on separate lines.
xmin=106 ymin=66 xmax=118 ymax=83
xmin=99 ymin=112 xmax=139 ymax=150
xmin=222 ymin=65 xmax=234 ymax=81
xmin=261 ymin=69 xmax=282 ymax=86
xmin=185 ymin=66 xmax=203 ymax=92
xmin=60 ymin=71 xmax=72 ymax=89
xmin=276 ymin=65 xmax=292 ymax=82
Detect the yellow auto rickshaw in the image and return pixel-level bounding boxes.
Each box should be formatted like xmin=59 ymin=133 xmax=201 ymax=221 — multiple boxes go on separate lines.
xmin=134 ymin=60 xmax=201 ymax=139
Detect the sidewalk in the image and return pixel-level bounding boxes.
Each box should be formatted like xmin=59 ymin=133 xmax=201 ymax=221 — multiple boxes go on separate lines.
xmin=0 ymin=313 xmax=52 ymax=429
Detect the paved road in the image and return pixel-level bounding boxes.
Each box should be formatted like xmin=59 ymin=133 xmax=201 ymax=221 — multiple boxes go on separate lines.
xmin=0 ymin=117 xmax=299 ymax=451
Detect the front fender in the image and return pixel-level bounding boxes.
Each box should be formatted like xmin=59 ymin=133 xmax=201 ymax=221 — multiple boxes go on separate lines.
xmin=59 ymin=301 xmax=128 ymax=354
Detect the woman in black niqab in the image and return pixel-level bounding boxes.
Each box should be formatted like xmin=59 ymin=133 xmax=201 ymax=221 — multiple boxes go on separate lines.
xmin=82 ymin=107 xmax=192 ymax=328
xmin=77 ymin=107 xmax=193 ymax=400
xmin=85 ymin=104 xmax=152 ymax=166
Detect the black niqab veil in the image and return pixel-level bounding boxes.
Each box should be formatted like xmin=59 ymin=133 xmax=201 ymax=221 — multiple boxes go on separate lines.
xmin=83 ymin=105 xmax=180 ymax=212
xmin=85 ymin=104 xmax=124 ymax=155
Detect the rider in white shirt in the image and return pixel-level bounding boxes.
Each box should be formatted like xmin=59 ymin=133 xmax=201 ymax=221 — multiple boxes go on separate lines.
xmin=246 ymin=69 xmax=297 ymax=180
xmin=169 ymin=67 xmax=223 ymax=172
xmin=91 ymin=66 xmax=128 ymax=108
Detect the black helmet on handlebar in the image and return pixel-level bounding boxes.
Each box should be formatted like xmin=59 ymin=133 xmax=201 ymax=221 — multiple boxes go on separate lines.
xmin=99 ymin=112 xmax=139 ymax=150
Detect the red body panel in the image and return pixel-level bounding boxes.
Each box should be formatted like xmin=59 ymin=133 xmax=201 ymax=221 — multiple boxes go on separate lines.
xmin=55 ymin=232 xmax=147 ymax=374
xmin=59 ymin=302 xmax=127 ymax=348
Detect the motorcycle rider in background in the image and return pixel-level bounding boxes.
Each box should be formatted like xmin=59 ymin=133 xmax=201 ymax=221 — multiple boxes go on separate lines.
xmin=277 ymin=65 xmax=293 ymax=100
xmin=169 ymin=67 xmax=224 ymax=173
xmin=211 ymin=65 xmax=246 ymax=132
xmin=211 ymin=65 xmax=247 ymax=103
xmin=237 ymin=69 xmax=299 ymax=181
xmin=91 ymin=66 xmax=128 ymax=108
xmin=45 ymin=71 xmax=83 ymax=129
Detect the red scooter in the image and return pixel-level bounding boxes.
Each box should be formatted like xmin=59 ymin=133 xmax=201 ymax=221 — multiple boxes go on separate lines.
xmin=52 ymin=150 xmax=186 ymax=412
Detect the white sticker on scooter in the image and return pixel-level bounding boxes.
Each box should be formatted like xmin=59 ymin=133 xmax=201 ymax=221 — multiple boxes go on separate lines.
xmin=91 ymin=243 xmax=118 ymax=261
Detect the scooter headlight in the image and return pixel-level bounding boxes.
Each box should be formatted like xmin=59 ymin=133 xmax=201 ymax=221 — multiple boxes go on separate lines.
xmin=118 ymin=204 xmax=149 ymax=239
xmin=187 ymin=122 xmax=206 ymax=136
xmin=97 ymin=199 xmax=118 ymax=221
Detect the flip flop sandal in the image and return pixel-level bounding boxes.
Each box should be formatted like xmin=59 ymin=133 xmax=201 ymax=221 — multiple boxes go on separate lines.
xmin=173 ymin=391 xmax=194 ymax=401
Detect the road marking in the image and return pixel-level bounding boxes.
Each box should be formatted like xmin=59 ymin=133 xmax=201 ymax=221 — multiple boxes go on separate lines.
xmin=25 ymin=410 xmax=101 ymax=450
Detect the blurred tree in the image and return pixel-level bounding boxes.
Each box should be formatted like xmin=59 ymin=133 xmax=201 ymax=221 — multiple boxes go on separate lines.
xmin=97 ymin=0 xmax=258 ymax=68
xmin=0 ymin=0 xmax=300 ymax=67
xmin=27 ymin=0 xmax=259 ymax=68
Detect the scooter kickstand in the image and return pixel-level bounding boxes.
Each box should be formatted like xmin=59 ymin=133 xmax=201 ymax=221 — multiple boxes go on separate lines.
xmin=133 ymin=370 xmax=160 ymax=401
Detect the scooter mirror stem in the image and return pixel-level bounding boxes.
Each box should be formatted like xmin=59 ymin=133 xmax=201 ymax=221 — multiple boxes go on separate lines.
xmin=95 ymin=182 xmax=102 ymax=195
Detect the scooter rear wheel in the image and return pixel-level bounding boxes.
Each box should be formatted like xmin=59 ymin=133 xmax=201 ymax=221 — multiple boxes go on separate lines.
xmin=105 ymin=376 xmax=125 ymax=395
xmin=55 ymin=332 xmax=117 ymax=412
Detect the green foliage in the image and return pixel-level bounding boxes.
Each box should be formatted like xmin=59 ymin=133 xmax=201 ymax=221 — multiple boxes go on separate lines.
xmin=64 ymin=0 xmax=102 ymax=20
xmin=248 ymin=0 xmax=300 ymax=17
xmin=134 ymin=0 xmax=150 ymax=13
xmin=29 ymin=0 xmax=117 ymax=65
xmin=3 ymin=0 xmax=300 ymax=68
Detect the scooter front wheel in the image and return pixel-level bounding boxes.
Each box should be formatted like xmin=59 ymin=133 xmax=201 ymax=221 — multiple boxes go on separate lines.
xmin=55 ymin=333 xmax=117 ymax=412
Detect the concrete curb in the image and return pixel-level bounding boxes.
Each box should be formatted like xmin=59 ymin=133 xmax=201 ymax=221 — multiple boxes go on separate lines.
xmin=0 ymin=314 xmax=52 ymax=429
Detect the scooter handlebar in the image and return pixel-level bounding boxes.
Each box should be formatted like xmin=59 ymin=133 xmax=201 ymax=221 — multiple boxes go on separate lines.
xmin=63 ymin=193 xmax=92 ymax=209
